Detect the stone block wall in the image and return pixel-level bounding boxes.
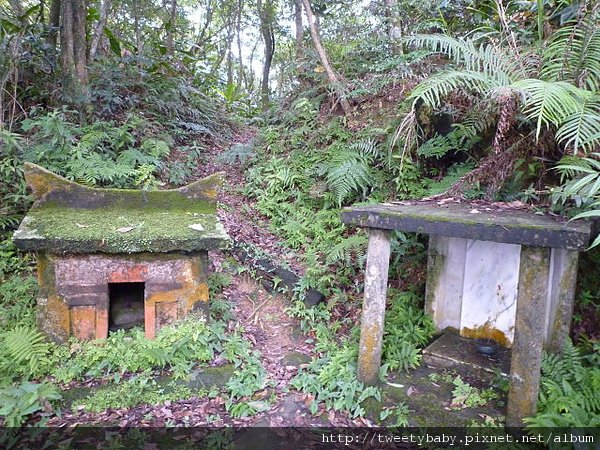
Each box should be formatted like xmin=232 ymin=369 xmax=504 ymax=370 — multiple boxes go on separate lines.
xmin=36 ymin=251 xmax=209 ymax=342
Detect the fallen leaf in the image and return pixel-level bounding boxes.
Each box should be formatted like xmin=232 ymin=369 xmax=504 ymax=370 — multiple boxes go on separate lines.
xmin=407 ymin=386 xmax=420 ymax=397
xmin=507 ymin=200 xmax=525 ymax=208
xmin=188 ymin=223 xmax=205 ymax=231
xmin=75 ymin=223 xmax=90 ymax=228
xmin=469 ymin=209 xmax=481 ymax=214
xmin=116 ymin=226 xmax=134 ymax=233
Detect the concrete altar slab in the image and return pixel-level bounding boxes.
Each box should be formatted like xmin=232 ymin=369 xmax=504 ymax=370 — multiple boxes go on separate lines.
xmin=13 ymin=163 xmax=229 ymax=254
xmin=342 ymin=202 xmax=591 ymax=250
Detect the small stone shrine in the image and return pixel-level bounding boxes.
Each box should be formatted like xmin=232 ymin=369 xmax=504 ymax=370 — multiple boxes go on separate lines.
xmin=13 ymin=163 xmax=229 ymax=342
xmin=341 ymin=201 xmax=593 ymax=426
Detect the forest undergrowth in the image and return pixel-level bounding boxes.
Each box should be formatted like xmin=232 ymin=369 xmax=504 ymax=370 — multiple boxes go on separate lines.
xmin=1 ymin=0 xmax=599 ymax=436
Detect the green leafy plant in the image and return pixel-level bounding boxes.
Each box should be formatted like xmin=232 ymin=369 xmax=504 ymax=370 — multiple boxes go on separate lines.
xmin=0 ymin=381 xmax=61 ymax=426
xmin=525 ymin=340 xmax=600 ymax=427
xmin=74 ymin=371 xmax=194 ymax=413
xmin=381 ymin=290 xmax=435 ymax=373
xmin=0 ymin=325 xmax=55 ymax=382
xmin=450 ymin=376 xmax=498 ymax=409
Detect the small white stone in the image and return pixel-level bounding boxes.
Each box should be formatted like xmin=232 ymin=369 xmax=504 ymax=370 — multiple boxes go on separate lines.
xmin=188 ymin=223 xmax=205 ymax=231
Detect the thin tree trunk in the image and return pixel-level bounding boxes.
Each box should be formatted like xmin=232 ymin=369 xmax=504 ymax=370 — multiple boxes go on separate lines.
xmin=257 ymin=0 xmax=275 ymax=110
xmin=48 ymin=0 xmax=61 ymax=49
xmin=227 ymin=39 xmax=233 ymax=85
xmin=133 ymin=1 xmax=143 ymax=59
xmin=73 ymin=0 xmax=89 ymax=102
xmin=294 ymin=0 xmax=303 ymax=59
xmin=384 ymin=0 xmax=403 ymax=54
xmin=236 ymin=0 xmax=244 ymax=89
xmin=301 ymin=0 xmax=351 ymax=114
xmin=89 ymin=0 xmax=111 ymax=60
xmin=166 ymin=0 xmax=177 ymax=56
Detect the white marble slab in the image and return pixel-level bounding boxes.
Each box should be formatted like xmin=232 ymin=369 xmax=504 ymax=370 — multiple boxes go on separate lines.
xmin=425 ymin=235 xmax=467 ymax=331
xmin=460 ymin=240 xmax=521 ymax=346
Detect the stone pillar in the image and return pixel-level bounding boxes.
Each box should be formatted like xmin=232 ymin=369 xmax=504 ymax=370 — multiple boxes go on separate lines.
xmin=506 ymin=246 xmax=550 ymax=427
xmin=357 ymin=228 xmax=392 ymax=385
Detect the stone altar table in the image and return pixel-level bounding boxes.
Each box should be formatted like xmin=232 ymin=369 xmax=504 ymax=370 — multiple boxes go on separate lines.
xmin=341 ymin=201 xmax=592 ymax=426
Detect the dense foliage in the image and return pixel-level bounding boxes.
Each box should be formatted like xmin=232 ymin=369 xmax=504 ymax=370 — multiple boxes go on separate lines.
xmin=1 ymin=0 xmax=599 ymax=430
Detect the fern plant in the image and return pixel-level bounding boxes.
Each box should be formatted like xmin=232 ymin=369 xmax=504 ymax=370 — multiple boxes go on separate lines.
xmin=0 ymin=325 xmax=54 ymax=382
xmin=552 ymin=153 xmax=600 ymax=247
xmin=395 ymin=10 xmax=600 ymax=169
xmin=325 ymin=139 xmax=381 ymax=207
xmin=525 ymin=340 xmax=600 ymax=427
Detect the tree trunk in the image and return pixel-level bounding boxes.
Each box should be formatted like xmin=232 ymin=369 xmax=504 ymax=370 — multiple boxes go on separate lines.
xmin=294 ymin=0 xmax=303 ymax=59
xmin=166 ymin=0 xmax=177 ymax=56
xmin=384 ymin=0 xmax=403 ymax=54
xmin=59 ymin=0 xmax=89 ymax=105
xmin=257 ymin=0 xmax=275 ymax=110
xmin=227 ymin=38 xmax=233 ymax=85
xmin=133 ymin=1 xmax=143 ymax=58
xmin=236 ymin=0 xmax=244 ymax=89
xmin=301 ymin=0 xmax=351 ymax=114
xmin=48 ymin=0 xmax=61 ymax=49
xmin=89 ymin=0 xmax=111 ymax=60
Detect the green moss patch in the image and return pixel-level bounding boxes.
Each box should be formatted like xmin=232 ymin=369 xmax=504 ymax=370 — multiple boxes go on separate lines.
xmin=13 ymin=163 xmax=229 ymax=253
xmin=13 ymin=203 xmax=228 ymax=253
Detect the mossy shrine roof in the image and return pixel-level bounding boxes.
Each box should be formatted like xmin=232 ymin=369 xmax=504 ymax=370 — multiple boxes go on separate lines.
xmin=342 ymin=202 xmax=593 ymax=251
xmin=12 ymin=163 xmax=230 ymax=254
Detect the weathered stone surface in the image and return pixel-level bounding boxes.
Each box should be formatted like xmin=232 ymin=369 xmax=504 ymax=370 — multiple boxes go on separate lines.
xmin=544 ymin=249 xmax=578 ymax=353
xmin=425 ymin=235 xmax=466 ymax=331
xmin=460 ymin=240 xmax=520 ymax=346
xmin=423 ymin=332 xmax=511 ymax=379
xmin=36 ymin=252 xmax=210 ymax=342
xmin=232 ymin=240 xmax=324 ymax=306
xmin=506 ymin=246 xmax=550 ymax=427
xmin=342 ymin=203 xmax=591 ymax=250
xmin=187 ymin=365 xmax=235 ymax=388
xmin=70 ymin=306 xmax=97 ymax=340
xmin=12 ymin=163 xmax=229 ymax=254
xmin=357 ymin=228 xmax=391 ymax=385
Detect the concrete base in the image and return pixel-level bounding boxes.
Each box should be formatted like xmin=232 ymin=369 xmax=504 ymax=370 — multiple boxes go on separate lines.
xmin=423 ymin=332 xmax=511 ymax=381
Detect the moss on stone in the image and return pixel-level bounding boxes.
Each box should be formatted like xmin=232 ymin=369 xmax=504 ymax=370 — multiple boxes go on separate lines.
xmin=14 ymin=203 xmax=228 ymax=253
xmin=13 ymin=164 xmax=229 ymax=254
xmin=342 ymin=203 xmax=592 ymax=250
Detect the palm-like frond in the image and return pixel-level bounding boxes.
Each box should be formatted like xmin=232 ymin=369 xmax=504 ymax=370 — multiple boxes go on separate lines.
xmin=555 ymin=94 xmax=600 ymax=154
xmin=512 ymin=79 xmax=583 ymax=139
xmin=404 ymin=34 xmax=530 ymax=85
xmin=541 ymin=18 xmax=600 ymax=91
xmin=408 ymin=70 xmax=497 ymax=108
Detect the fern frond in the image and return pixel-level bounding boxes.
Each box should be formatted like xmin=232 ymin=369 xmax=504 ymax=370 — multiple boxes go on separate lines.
xmin=216 ymin=143 xmax=255 ymax=165
xmin=404 ymin=34 xmax=529 ymax=85
xmin=555 ymin=94 xmax=600 ymax=154
xmin=325 ymin=150 xmax=374 ymax=207
xmin=1 ymin=326 xmax=52 ymax=379
xmin=325 ymin=234 xmax=368 ymax=266
xmin=511 ymin=79 xmax=583 ymax=140
xmin=541 ymin=18 xmax=600 ymax=91
xmin=349 ymin=138 xmax=380 ymax=159
xmin=408 ymin=70 xmax=496 ymax=109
